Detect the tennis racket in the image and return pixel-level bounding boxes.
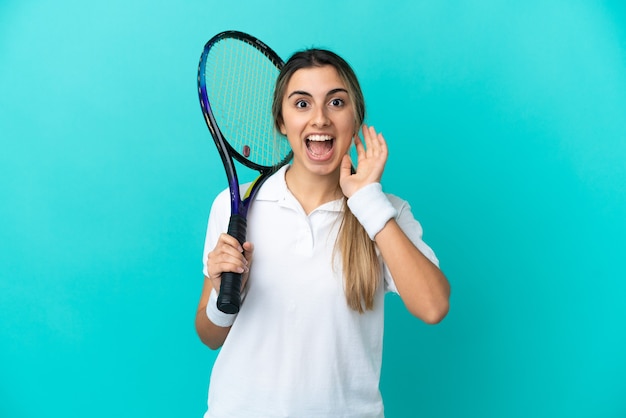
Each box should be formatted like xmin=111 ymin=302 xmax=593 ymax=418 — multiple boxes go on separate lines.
xmin=197 ymin=31 xmax=292 ymax=314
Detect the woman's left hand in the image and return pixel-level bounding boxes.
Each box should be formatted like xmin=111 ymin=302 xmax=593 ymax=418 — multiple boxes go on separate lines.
xmin=339 ymin=124 xmax=388 ymax=198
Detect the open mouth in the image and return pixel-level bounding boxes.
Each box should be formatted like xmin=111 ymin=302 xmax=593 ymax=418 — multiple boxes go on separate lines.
xmin=306 ymin=134 xmax=334 ymax=157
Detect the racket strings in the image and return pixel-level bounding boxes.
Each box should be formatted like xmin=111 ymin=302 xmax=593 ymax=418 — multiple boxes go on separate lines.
xmin=204 ymin=39 xmax=290 ymax=168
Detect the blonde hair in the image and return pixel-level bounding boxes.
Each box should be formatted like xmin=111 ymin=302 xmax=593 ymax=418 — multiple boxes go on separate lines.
xmin=272 ymin=49 xmax=380 ymax=312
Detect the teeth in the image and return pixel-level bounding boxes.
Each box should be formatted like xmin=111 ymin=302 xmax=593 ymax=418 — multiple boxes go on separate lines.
xmin=307 ymin=134 xmax=333 ymax=142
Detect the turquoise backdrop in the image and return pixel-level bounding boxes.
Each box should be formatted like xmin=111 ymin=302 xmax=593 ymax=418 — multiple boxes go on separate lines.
xmin=1 ymin=1 xmax=625 ymax=417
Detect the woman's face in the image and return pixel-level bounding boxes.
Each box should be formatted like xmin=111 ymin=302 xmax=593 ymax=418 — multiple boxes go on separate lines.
xmin=279 ymin=65 xmax=356 ymax=178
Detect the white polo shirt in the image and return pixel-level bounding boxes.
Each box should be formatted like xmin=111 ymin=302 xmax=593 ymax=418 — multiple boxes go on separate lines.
xmin=202 ymin=165 xmax=438 ymax=418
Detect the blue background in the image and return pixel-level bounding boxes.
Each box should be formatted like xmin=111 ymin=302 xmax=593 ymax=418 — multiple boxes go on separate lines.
xmin=1 ymin=1 xmax=625 ymax=417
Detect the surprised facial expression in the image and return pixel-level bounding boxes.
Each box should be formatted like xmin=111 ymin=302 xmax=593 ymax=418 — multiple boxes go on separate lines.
xmin=279 ymin=65 xmax=356 ymax=177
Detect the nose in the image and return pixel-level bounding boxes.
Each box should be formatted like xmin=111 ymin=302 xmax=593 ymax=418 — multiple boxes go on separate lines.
xmin=311 ymin=106 xmax=330 ymax=127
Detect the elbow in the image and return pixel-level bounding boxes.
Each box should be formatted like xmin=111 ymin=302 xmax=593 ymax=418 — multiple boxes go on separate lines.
xmin=408 ymin=294 xmax=450 ymax=325
xmin=203 ymin=338 xmax=224 ymax=351
xmin=420 ymin=301 xmax=449 ymax=325
xmin=420 ymin=280 xmax=451 ymax=324
xmin=196 ymin=327 xmax=224 ymax=350
xmin=195 ymin=313 xmax=226 ymax=350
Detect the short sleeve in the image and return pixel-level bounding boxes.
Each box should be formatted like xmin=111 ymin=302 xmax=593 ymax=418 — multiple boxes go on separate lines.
xmin=202 ymin=188 xmax=231 ymax=278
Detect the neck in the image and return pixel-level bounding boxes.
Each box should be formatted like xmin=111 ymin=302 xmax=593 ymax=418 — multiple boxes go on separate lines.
xmin=285 ymin=165 xmax=343 ymax=215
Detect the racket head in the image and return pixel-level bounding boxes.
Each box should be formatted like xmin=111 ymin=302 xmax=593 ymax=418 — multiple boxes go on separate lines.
xmin=198 ymin=30 xmax=293 ymax=172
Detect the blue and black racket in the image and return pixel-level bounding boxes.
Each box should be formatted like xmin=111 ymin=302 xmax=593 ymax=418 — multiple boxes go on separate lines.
xmin=197 ymin=31 xmax=292 ymax=314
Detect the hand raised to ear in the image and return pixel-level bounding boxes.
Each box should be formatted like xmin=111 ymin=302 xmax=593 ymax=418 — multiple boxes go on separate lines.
xmin=339 ymin=124 xmax=388 ymax=198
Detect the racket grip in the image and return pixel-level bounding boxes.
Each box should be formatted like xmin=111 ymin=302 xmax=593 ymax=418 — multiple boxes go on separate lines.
xmin=217 ymin=215 xmax=248 ymax=314
xmin=226 ymin=214 xmax=247 ymax=246
xmin=217 ymin=272 xmax=243 ymax=314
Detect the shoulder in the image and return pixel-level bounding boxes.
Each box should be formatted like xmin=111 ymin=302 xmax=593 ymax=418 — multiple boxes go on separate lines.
xmin=210 ymin=187 xmax=231 ymax=216
xmin=386 ymin=192 xmax=407 ymax=208
xmin=213 ymin=186 xmax=231 ymax=205
xmin=385 ymin=193 xmax=416 ymax=221
xmin=384 ymin=191 xmax=439 ymax=266
xmin=206 ymin=188 xmax=230 ymax=235
xmin=384 ymin=191 xmax=423 ymax=232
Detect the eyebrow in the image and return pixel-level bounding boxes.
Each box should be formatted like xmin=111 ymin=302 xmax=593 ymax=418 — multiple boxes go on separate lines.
xmin=287 ymin=88 xmax=349 ymax=99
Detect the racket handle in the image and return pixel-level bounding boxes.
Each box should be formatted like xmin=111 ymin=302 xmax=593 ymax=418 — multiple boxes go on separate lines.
xmin=217 ymin=215 xmax=248 ymax=314
xmin=217 ymin=272 xmax=243 ymax=314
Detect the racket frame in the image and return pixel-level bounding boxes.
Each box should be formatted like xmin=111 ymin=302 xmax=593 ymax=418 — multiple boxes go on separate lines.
xmin=197 ymin=30 xmax=292 ymax=314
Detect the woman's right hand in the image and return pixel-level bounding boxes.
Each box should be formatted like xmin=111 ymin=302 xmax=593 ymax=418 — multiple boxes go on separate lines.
xmin=206 ymin=233 xmax=254 ymax=293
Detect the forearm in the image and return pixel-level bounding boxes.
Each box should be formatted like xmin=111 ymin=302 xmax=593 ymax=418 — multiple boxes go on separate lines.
xmin=375 ymin=220 xmax=450 ymax=324
xmin=195 ymin=277 xmax=232 ymax=349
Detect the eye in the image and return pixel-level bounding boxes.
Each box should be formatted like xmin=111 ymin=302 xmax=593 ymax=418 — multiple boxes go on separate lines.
xmin=329 ymin=98 xmax=345 ymax=107
xmin=295 ymin=100 xmax=309 ymax=109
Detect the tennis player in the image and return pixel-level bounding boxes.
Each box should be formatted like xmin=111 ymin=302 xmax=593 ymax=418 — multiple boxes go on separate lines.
xmin=196 ymin=48 xmax=451 ymax=418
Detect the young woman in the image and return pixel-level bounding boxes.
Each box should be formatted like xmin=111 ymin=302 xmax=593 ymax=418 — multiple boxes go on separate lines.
xmin=196 ymin=48 xmax=450 ymax=417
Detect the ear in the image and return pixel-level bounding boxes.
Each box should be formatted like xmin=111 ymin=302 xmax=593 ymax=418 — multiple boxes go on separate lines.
xmin=279 ymin=121 xmax=287 ymax=135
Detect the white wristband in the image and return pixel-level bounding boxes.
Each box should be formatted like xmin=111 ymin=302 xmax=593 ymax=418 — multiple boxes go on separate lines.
xmin=347 ymin=183 xmax=398 ymax=240
xmin=206 ymin=288 xmax=237 ymax=327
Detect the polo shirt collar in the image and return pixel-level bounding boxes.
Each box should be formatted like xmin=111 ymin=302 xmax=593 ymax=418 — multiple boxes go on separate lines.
xmin=255 ymin=165 xmax=344 ymax=213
